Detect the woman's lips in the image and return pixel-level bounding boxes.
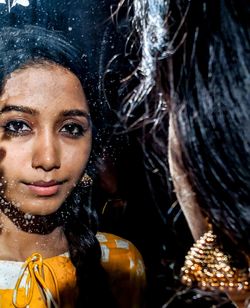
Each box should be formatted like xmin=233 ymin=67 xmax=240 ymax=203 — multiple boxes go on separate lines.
xmin=25 ymin=181 xmax=62 ymax=196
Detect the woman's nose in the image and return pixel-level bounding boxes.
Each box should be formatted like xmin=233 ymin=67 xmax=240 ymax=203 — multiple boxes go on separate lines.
xmin=32 ymin=130 xmax=60 ymax=171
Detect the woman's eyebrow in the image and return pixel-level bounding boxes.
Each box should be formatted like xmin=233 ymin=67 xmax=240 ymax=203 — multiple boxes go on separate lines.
xmin=61 ymin=109 xmax=90 ymax=119
xmin=0 ymin=106 xmax=90 ymax=119
xmin=0 ymin=105 xmax=38 ymax=115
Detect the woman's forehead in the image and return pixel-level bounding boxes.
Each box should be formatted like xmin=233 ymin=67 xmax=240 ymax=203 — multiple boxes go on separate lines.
xmin=4 ymin=64 xmax=80 ymax=93
xmin=0 ymin=65 xmax=88 ymax=113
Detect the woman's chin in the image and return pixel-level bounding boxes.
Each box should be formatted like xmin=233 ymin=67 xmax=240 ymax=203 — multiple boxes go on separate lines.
xmin=18 ymin=204 xmax=62 ymax=217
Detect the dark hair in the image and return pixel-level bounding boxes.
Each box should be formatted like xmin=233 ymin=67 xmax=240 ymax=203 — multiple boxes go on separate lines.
xmin=119 ymin=0 xmax=250 ymax=305
xmin=122 ymin=0 xmax=250 ymax=260
xmin=169 ymin=0 xmax=250 ymax=260
xmin=0 ymin=25 xmax=114 ymax=307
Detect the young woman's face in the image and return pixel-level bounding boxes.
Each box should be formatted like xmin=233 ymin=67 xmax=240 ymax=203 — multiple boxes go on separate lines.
xmin=0 ymin=64 xmax=92 ymax=216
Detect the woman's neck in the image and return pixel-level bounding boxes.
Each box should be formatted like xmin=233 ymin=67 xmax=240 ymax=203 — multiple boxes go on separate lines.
xmin=0 ymin=213 xmax=68 ymax=261
xmin=227 ymin=290 xmax=250 ymax=308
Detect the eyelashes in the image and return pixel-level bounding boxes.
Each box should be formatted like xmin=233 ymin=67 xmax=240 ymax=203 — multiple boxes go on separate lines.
xmin=60 ymin=122 xmax=87 ymax=137
xmin=0 ymin=119 xmax=89 ymax=138
xmin=2 ymin=120 xmax=31 ymax=136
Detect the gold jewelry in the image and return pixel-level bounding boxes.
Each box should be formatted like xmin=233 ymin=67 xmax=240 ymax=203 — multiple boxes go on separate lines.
xmin=80 ymin=173 xmax=93 ymax=187
xmin=181 ymin=229 xmax=250 ymax=291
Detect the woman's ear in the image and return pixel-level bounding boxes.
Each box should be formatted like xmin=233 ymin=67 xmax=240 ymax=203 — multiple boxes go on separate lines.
xmin=168 ymin=115 xmax=208 ymax=240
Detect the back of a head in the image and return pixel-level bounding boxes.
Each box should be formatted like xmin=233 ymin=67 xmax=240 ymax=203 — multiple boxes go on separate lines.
xmin=170 ymin=0 xmax=250 ymax=260
xmin=119 ymin=0 xmax=250 ymax=265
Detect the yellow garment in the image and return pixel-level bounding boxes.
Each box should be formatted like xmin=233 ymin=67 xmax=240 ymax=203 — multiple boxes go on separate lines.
xmin=0 ymin=233 xmax=145 ymax=308
xmin=97 ymin=232 xmax=146 ymax=308
xmin=0 ymin=254 xmax=77 ymax=308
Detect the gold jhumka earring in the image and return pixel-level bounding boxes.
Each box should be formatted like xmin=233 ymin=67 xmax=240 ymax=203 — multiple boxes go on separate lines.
xmin=181 ymin=229 xmax=250 ymax=291
xmin=80 ymin=173 xmax=93 ymax=187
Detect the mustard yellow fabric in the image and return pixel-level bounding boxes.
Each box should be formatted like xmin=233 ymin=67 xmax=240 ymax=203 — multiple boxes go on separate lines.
xmin=97 ymin=232 xmax=146 ymax=308
xmin=0 ymin=254 xmax=77 ymax=308
xmin=0 ymin=233 xmax=145 ymax=307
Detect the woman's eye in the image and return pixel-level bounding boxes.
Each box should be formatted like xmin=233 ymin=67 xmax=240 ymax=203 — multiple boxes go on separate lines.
xmin=60 ymin=123 xmax=85 ymax=137
xmin=3 ymin=120 xmax=31 ymax=136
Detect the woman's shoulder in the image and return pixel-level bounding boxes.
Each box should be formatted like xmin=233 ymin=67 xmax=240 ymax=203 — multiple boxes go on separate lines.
xmin=97 ymin=232 xmax=146 ymax=308
xmin=97 ymin=232 xmax=145 ymax=275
